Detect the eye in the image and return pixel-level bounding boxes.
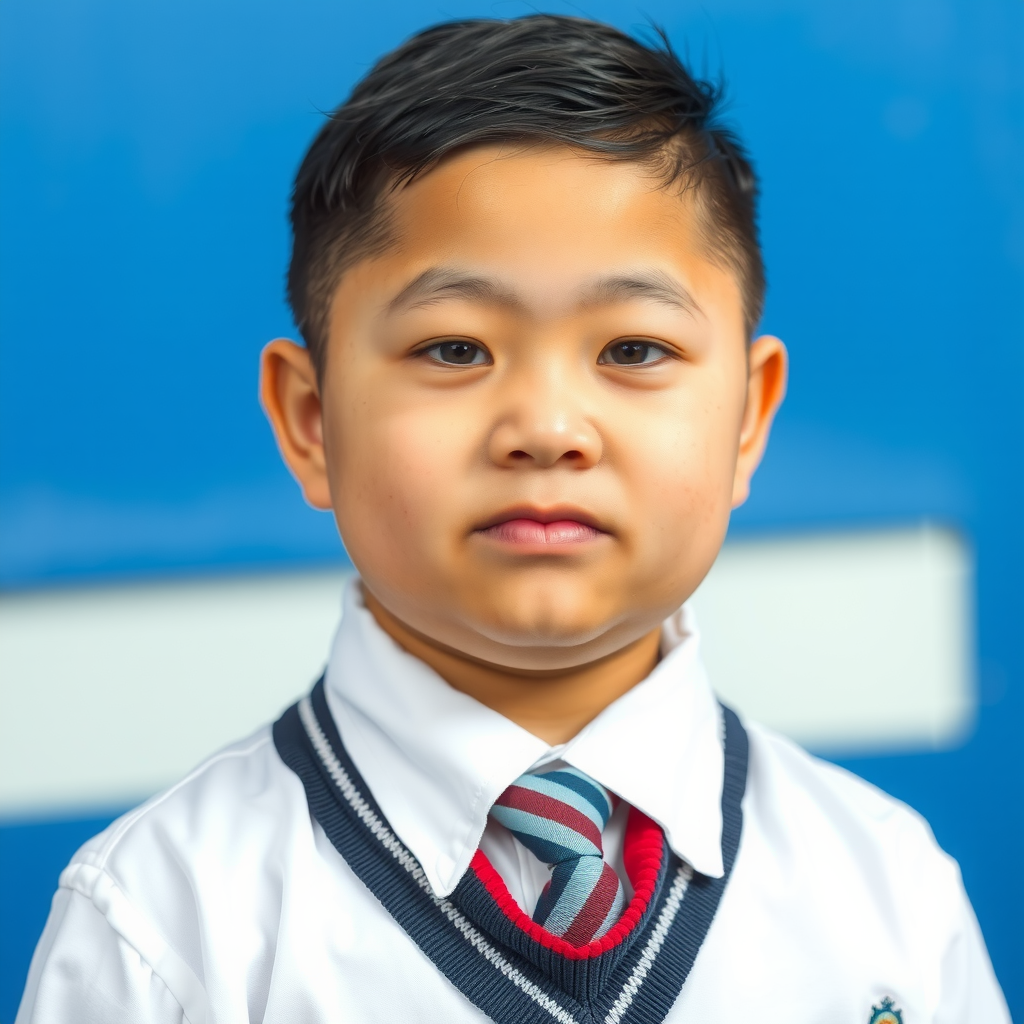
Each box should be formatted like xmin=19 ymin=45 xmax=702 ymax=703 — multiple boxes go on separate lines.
xmin=423 ymin=340 xmax=490 ymax=366
xmin=598 ymin=340 xmax=670 ymax=366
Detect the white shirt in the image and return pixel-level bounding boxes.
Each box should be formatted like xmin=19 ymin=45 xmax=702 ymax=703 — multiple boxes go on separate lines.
xmin=17 ymin=580 xmax=1009 ymax=1023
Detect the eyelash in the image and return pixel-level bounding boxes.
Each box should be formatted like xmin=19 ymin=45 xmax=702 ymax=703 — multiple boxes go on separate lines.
xmin=597 ymin=340 xmax=671 ymax=366
xmin=421 ymin=340 xmax=491 ymax=366
xmin=419 ymin=338 xmax=672 ymax=367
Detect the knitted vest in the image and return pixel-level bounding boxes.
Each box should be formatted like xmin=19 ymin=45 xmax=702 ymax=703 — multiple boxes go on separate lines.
xmin=273 ymin=679 xmax=748 ymax=1024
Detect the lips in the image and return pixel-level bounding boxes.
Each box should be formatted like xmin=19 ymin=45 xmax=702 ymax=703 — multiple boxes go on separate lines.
xmin=475 ymin=508 xmax=608 ymax=547
xmin=483 ymin=518 xmax=603 ymax=545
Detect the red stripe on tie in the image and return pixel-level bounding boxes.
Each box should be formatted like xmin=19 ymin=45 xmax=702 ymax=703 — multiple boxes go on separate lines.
xmin=561 ymin=862 xmax=620 ymax=947
xmin=493 ymin=786 xmax=603 ymax=849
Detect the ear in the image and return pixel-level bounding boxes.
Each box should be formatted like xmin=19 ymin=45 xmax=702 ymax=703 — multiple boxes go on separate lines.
xmin=260 ymin=339 xmax=333 ymax=511
xmin=731 ymin=334 xmax=788 ymax=508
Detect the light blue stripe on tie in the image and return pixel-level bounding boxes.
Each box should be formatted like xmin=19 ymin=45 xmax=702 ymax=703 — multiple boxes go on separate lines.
xmin=542 ymin=857 xmax=603 ymax=936
xmin=491 ymin=806 xmax=601 ymax=860
xmin=513 ymin=773 xmax=607 ymax=832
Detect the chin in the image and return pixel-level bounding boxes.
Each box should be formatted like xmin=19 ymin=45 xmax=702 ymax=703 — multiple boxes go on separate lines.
xmin=468 ymin=583 xmax=632 ymax=653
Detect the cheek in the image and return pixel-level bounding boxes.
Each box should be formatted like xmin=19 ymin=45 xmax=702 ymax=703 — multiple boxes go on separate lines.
xmin=620 ymin=390 xmax=741 ymax=555
xmin=329 ymin=394 xmax=475 ymax=563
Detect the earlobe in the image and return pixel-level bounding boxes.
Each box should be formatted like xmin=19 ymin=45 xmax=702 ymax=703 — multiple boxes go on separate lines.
xmin=731 ymin=334 xmax=788 ymax=508
xmin=260 ymin=339 xmax=334 ymax=511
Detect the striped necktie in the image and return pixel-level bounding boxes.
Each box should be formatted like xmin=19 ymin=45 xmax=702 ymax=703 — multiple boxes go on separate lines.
xmin=489 ymin=765 xmax=626 ymax=945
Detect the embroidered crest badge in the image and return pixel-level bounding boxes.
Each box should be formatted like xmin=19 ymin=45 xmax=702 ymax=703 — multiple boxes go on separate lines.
xmin=869 ymin=996 xmax=904 ymax=1024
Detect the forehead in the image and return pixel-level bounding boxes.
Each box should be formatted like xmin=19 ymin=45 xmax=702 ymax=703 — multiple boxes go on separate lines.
xmin=364 ymin=145 xmax=741 ymax=315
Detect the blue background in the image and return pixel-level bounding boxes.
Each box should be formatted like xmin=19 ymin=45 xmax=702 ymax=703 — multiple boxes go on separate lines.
xmin=1 ymin=0 xmax=1021 ymax=1018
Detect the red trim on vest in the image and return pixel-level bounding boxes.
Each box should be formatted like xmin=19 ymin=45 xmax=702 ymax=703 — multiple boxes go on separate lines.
xmin=469 ymin=806 xmax=665 ymax=960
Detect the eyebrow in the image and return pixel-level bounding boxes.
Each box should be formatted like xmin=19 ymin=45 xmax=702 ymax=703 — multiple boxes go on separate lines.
xmin=576 ymin=271 xmax=702 ymax=316
xmin=386 ymin=266 xmax=703 ymax=318
xmin=387 ymin=268 xmax=525 ymax=314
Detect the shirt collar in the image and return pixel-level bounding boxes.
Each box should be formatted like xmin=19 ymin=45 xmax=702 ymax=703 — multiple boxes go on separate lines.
xmin=324 ymin=579 xmax=724 ymax=898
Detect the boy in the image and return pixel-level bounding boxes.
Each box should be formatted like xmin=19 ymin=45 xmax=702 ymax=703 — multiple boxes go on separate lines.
xmin=17 ymin=15 xmax=1009 ymax=1023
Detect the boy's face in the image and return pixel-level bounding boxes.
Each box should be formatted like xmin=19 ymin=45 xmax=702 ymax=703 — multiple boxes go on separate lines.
xmin=265 ymin=146 xmax=785 ymax=671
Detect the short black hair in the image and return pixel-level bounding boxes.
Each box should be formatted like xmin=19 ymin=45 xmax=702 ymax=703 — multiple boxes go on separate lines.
xmin=288 ymin=15 xmax=765 ymax=374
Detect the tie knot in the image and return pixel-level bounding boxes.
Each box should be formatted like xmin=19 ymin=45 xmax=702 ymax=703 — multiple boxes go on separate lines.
xmin=490 ymin=765 xmax=614 ymax=865
xmin=489 ymin=765 xmax=626 ymax=944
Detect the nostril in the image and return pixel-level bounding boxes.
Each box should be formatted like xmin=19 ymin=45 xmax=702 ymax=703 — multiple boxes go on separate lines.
xmin=564 ymin=450 xmax=583 ymax=461
xmin=509 ymin=450 xmax=530 ymax=460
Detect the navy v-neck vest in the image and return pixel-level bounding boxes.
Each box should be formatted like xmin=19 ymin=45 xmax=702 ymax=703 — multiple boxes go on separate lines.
xmin=273 ymin=678 xmax=748 ymax=1024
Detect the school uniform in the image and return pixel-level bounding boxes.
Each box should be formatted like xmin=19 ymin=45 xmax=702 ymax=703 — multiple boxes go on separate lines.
xmin=17 ymin=581 xmax=1009 ymax=1023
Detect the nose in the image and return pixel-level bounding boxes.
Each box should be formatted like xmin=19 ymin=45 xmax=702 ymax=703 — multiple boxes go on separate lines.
xmin=486 ymin=374 xmax=602 ymax=469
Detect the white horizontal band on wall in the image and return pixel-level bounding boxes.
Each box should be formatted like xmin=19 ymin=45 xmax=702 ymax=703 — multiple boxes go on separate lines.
xmin=691 ymin=524 xmax=974 ymax=754
xmin=0 ymin=524 xmax=974 ymax=817
xmin=0 ymin=572 xmax=347 ymax=817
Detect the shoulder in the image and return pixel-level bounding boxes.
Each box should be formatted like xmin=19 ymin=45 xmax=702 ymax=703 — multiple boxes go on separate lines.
xmin=739 ymin=718 xmax=966 ymax=946
xmin=66 ymin=724 xmax=305 ymax=890
xmin=22 ymin=721 xmax=355 ymax=1023
xmin=728 ymin=720 xmax=1012 ymax=1014
xmin=742 ymin=719 xmax=950 ymax=862
xmin=53 ymin=724 xmax=317 ymax=1017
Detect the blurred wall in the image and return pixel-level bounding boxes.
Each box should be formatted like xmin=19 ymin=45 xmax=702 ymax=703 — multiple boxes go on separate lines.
xmin=1 ymin=0 xmax=1021 ymax=1018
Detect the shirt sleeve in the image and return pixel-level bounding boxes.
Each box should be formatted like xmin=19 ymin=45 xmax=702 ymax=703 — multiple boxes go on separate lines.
xmin=934 ymin=885 xmax=1012 ymax=1024
xmin=16 ymin=887 xmax=189 ymax=1024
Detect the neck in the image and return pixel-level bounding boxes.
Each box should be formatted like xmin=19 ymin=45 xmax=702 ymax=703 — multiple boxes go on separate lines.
xmin=363 ymin=590 xmax=662 ymax=745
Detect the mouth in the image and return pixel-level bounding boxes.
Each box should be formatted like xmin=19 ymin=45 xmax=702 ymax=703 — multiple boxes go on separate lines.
xmin=473 ymin=506 xmax=610 ymax=549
